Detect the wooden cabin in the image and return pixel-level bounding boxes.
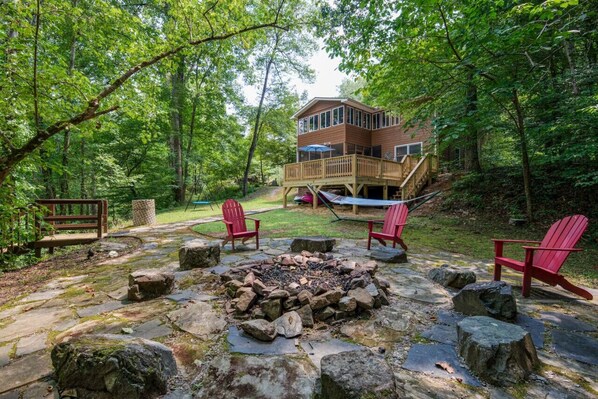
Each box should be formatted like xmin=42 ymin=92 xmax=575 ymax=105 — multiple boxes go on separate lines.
xmin=282 ymin=97 xmax=438 ymax=213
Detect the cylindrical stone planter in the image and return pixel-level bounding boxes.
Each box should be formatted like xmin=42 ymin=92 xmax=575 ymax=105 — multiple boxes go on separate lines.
xmin=132 ymin=199 xmax=156 ymax=226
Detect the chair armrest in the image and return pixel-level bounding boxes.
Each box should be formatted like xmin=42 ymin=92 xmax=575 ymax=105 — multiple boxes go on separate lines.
xmin=249 ymin=218 xmax=260 ymax=230
xmin=222 ymin=220 xmax=233 ymax=225
xmin=492 ymin=239 xmax=542 ymax=244
xmin=522 ymin=246 xmax=583 ymax=252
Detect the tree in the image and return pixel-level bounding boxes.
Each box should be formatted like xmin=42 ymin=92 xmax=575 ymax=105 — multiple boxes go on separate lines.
xmin=0 ymin=0 xmax=289 ymax=187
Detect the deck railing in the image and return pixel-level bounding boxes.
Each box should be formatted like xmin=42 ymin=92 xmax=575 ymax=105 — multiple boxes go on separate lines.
xmin=0 ymin=205 xmax=42 ymax=257
xmin=400 ymin=154 xmax=438 ymax=199
xmin=284 ymin=154 xmax=414 ymax=183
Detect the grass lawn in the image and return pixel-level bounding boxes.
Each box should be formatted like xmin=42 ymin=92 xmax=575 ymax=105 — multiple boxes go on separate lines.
xmin=192 ymin=206 xmax=598 ymax=287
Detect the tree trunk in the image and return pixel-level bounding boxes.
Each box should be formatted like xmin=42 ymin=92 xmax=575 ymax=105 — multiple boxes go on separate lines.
xmin=511 ymin=88 xmax=533 ymax=221
xmin=242 ymin=34 xmax=281 ymax=196
xmin=563 ymin=40 xmax=579 ymax=96
xmin=463 ymin=72 xmax=481 ymax=172
xmin=169 ymin=56 xmax=185 ymax=204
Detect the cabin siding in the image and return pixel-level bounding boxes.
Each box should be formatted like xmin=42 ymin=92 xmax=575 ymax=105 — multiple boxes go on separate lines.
xmin=371 ymin=123 xmax=432 ymax=158
xmin=345 ymin=124 xmax=372 ymax=148
xmin=298 ymin=101 xmax=343 ymax=119
xmin=297 ymin=125 xmax=346 ymax=147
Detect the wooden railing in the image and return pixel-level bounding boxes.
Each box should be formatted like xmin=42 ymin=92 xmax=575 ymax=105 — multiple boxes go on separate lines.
xmin=400 ymin=154 xmax=438 ymax=199
xmin=0 ymin=205 xmax=42 ymax=257
xmin=36 ymin=199 xmax=108 ymax=238
xmin=284 ymin=154 xmax=414 ymax=183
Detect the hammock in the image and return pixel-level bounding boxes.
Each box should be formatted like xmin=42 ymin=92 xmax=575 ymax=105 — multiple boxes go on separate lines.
xmin=319 ymin=191 xmax=404 ymax=207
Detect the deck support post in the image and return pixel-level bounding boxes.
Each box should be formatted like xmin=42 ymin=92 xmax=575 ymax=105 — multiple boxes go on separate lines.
xmin=352 ymin=183 xmax=360 ymax=215
xmin=363 ymin=185 xmax=369 ymax=199
xmin=383 ymin=185 xmax=388 ymax=200
xmin=282 ymin=186 xmax=292 ymax=208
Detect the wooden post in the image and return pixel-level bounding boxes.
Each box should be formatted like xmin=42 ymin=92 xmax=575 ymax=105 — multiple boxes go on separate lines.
xmin=96 ymin=200 xmax=103 ymax=238
xmin=283 ymin=187 xmax=288 ymax=208
xmin=364 ymin=185 xmax=369 ymax=199
xmin=383 ymin=185 xmax=388 ymax=200
xmin=352 ymin=183 xmax=359 ymax=215
xmin=352 ymin=154 xmax=357 ymax=177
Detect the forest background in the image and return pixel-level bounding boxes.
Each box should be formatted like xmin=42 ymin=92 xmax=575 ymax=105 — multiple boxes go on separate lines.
xmin=1 ymin=0 xmax=597 ymax=248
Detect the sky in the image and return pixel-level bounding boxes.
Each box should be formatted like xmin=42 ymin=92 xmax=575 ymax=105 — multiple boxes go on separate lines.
xmin=243 ymin=44 xmax=349 ymax=105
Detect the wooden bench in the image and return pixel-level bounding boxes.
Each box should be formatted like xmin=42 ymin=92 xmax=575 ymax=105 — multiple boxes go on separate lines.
xmin=33 ymin=199 xmax=108 ymax=256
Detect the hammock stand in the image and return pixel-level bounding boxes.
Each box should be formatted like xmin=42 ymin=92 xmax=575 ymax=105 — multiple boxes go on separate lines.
xmin=306 ymin=184 xmax=440 ymax=223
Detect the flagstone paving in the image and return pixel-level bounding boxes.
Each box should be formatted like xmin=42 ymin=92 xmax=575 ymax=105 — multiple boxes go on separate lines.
xmin=0 ymin=211 xmax=596 ymax=398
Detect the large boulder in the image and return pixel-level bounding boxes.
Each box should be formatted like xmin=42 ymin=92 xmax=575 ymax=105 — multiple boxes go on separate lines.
xmin=369 ymin=247 xmax=408 ymax=264
xmin=290 ymin=237 xmax=336 ymax=253
xmin=427 ymin=264 xmax=476 ymax=289
xmin=51 ymin=334 xmax=177 ymax=399
xmin=452 ymin=281 xmax=517 ymax=320
xmin=179 ymin=239 xmax=220 ymax=270
xmin=347 ymin=288 xmax=374 ymax=310
xmin=127 ymin=271 xmax=175 ymax=301
xmin=457 ymin=316 xmax=539 ymax=386
xmin=321 ymin=349 xmax=397 ymax=399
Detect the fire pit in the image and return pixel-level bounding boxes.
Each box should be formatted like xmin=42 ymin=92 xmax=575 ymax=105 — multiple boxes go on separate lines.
xmin=220 ymin=250 xmax=391 ymax=339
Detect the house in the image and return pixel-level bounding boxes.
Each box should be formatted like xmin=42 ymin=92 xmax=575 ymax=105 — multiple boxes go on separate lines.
xmin=293 ymin=97 xmax=433 ymax=162
xmin=282 ymin=97 xmax=438 ymax=213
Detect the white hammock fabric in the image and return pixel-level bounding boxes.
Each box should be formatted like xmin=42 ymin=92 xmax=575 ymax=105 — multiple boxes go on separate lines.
xmin=319 ymin=191 xmax=405 ymax=207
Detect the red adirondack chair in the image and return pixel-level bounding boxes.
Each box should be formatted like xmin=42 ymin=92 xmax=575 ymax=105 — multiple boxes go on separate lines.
xmin=221 ymin=199 xmax=260 ymax=250
xmin=367 ymin=203 xmax=409 ymax=251
xmin=493 ymin=215 xmax=591 ymax=299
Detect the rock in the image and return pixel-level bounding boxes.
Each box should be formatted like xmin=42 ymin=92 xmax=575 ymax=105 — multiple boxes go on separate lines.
xmin=297 ymin=305 xmax=314 ymax=328
xmin=349 ymin=276 xmax=368 ymax=290
xmin=340 ymin=261 xmax=357 ymax=273
xmin=261 ymin=299 xmax=282 ymax=321
xmin=297 ymin=290 xmax=313 ymax=305
xmin=244 ymin=272 xmax=256 ymax=287
xmin=310 ymin=289 xmax=342 ymax=310
xmin=274 ymin=311 xmax=303 ymax=338
xmin=108 ymin=250 xmax=119 ymax=258
xmin=269 ymin=289 xmax=290 ymax=299
xmin=338 ymin=296 xmax=357 ymax=312
xmin=321 ymin=349 xmax=397 ymax=399
xmin=52 ymin=334 xmax=177 ymax=399
xmin=457 ymin=316 xmax=538 ymax=386
xmin=334 ymin=311 xmax=348 ymax=321
xmin=236 ymin=291 xmax=257 ymax=313
xmin=284 ymin=296 xmax=298 ymax=309
xmin=240 ymin=319 xmax=277 ymax=342
xmin=377 ymin=289 xmax=390 ymax=306
xmin=453 ymin=281 xmax=517 ymax=320
xmin=127 ymin=271 xmax=175 ymax=301
xmin=428 ymin=264 xmax=477 ymax=289
xmin=347 ymin=288 xmax=374 ymax=310
xmin=287 ymin=282 xmax=301 ymax=295
xmin=365 ymin=283 xmax=381 ymax=308
xmin=362 ymin=260 xmax=378 ymax=273
xmin=373 ymin=276 xmax=390 ymax=291
xmin=290 ymin=237 xmax=336 ymax=253
xmin=300 ymin=250 xmax=313 ymax=257
xmin=369 ymin=247 xmax=407 ymax=263
xmin=235 ymin=286 xmax=254 ymax=298
xmin=252 ymin=279 xmax=267 ymax=296
xmin=179 ymin=239 xmax=220 ymax=270
xmin=167 ymin=302 xmax=227 ymax=339
xmin=316 ymin=306 xmax=335 ymax=321
xmin=252 ymin=307 xmax=266 ymax=319
xmin=225 ymin=280 xmax=244 ymax=297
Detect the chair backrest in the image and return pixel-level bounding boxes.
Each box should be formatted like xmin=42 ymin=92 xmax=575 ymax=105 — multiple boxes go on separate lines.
xmin=222 ymin=199 xmax=247 ymax=233
xmin=535 ymin=215 xmax=588 ymax=272
xmin=381 ymin=203 xmax=409 ymax=237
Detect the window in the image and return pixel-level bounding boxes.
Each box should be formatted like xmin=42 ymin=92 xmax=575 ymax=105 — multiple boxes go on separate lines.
xmin=381 ymin=112 xmax=387 ymax=128
xmin=298 ymin=118 xmax=308 ymax=134
xmin=373 ymin=113 xmax=379 ymax=129
xmin=365 ymin=113 xmax=371 ymax=129
xmin=395 ymin=142 xmax=423 ymax=160
xmin=309 ymin=115 xmax=319 ymax=131
xmin=347 ymin=107 xmax=354 ymax=125
xmin=356 ymin=110 xmax=362 ymax=127
xmin=332 ymin=106 xmax=344 ymax=126
xmin=320 ymin=111 xmax=331 ymax=128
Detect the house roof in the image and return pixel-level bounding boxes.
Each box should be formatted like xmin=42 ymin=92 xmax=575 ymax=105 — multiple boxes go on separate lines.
xmin=292 ymin=97 xmax=380 ymax=119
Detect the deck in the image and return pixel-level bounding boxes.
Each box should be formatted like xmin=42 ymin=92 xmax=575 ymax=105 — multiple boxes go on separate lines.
xmin=282 ymin=154 xmax=438 ymax=213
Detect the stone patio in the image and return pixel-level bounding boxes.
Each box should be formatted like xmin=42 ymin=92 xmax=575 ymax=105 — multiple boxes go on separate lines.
xmin=0 ymin=212 xmax=597 ymax=398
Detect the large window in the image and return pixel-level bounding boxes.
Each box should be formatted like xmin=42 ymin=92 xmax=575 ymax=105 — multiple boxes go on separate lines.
xmin=365 ymin=113 xmax=371 ymax=129
xmin=320 ymin=110 xmax=331 ymax=128
xmin=332 ymin=106 xmax=344 ymax=126
xmin=346 ymin=107 xmax=354 ymax=125
xmin=298 ymin=118 xmax=308 ymax=134
xmin=395 ymin=142 xmax=423 ymax=159
xmin=356 ymin=110 xmax=362 ymax=127
xmin=309 ymin=115 xmax=319 ymax=132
